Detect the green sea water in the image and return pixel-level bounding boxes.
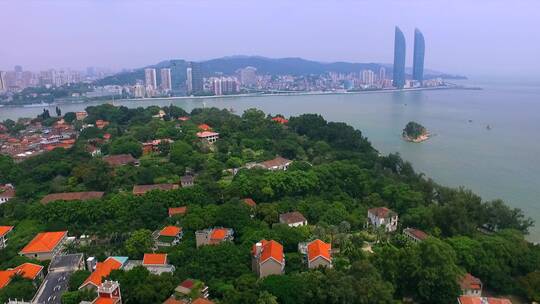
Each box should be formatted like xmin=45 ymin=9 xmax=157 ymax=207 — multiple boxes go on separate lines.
xmin=2 ymin=80 xmax=539 ymax=241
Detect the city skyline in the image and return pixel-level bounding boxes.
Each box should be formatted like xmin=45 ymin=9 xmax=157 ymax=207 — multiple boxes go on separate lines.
xmin=1 ymin=1 xmax=539 ymax=77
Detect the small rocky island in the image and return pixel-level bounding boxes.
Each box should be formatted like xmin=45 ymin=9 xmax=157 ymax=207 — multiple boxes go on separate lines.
xmin=402 ymin=121 xmax=430 ymax=143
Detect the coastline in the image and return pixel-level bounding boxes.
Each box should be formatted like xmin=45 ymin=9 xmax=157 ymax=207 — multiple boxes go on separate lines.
xmin=1 ymin=84 xmax=479 ymax=108
xmin=403 ymin=132 xmax=431 ymax=143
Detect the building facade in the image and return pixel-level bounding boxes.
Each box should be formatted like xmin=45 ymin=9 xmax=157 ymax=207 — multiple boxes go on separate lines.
xmin=412 ymin=28 xmax=425 ymax=82
xmin=160 ymin=68 xmax=172 ymax=92
xmin=392 ymin=26 xmax=406 ymax=89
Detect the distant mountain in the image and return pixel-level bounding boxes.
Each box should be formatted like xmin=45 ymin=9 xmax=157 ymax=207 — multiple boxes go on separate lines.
xmin=95 ymin=56 xmax=465 ymax=88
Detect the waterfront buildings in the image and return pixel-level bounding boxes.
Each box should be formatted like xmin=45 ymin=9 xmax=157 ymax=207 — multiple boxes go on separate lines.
xmin=361 ymin=69 xmax=376 ymax=86
xmin=413 ymin=28 xmax=425 ymax=82
xmin=393 ymin=26 xmax=406 ymax=89
xmin=239 ymin=66 xmax=257 ymax=87
xmin=145 ymin=68 xmax=157 ymax=94
xmin=0 ymin=71 xmax=6 ymax=92
xmin=161 ymin=68 xmax=172 ymax=92
xmin=187 ymin=62 xmax=203 ymax=95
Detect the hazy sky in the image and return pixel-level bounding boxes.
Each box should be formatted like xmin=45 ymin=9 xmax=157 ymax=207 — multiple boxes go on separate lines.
xmin=1 ymin=0 xmax=538 ymax=77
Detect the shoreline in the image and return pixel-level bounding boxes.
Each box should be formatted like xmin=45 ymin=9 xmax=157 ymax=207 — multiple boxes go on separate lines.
xmin=403 ymin=132 xmax=431 ymax=143
xmin=1 ymin=84 xmax=479 ymax=108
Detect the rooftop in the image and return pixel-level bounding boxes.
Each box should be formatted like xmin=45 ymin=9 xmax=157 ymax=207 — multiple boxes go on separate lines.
xmin=159 ymin=226 xmax=182 ymax=237
xmin=41 ymin=191 xmax=104 ymax=204
xmin=80 ymin=257 xmax=123 ymax=288
xmin=404 ymin=228 xmax=429 ymax=241
xmin=253 ymin=239 xmax=284 ymax=264
xmin=197 ymin=124 xmax=212 ymax=131
xmin=0 ymin=226 xmax=14 ymax=237
xmin=133 ymin=184 xmax=178 ymax=195
xmin=279 ymin=211 xmax=307 ymax=224
xmin=260 ymin=156 xmax=292 ymax=169
xmin=459 ymin=273 xmax=482 ymax=291
xmin=307 ymin=239 xmax=331 ymax=262
xmin=143 ymin=253 xmax=167 ymax=265
xmin=243 ymin=198 xmax=256 ymax=207
xmin=196 ymin=131 xmax=219 ymax=138
xmin=103 ymin=154 xmax=137 ymax=166
xmin=458 ymin=296 xmax=512 ymax=304
xmin=368 ymin=207 xmax=397 ymax=218
xmin=0 ymin=263 xmax=44 ymax=289
xmin=20 ymin=231 xmax=67 ymax=254
xmin=169 ymin=206 xmax=187 ymax=216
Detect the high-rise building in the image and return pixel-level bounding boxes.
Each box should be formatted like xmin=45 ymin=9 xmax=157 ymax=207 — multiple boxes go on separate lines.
xmin=361 ymin=70 xmax=375 ymax=86
xmin=186 ymin=62 xmax=203 ymax=95
xmin=379 ymin=66 xmax=386 ymax=81
xmin=160 ymin=68 xmax=172 ymax=92
xmin=239 ymin=66 xmax=257 ymax=87
xmin=144 ymin=68 xmax=157 ymax=90
xmin=393 ymin=26 xmax=406 ymax=89
xmin=0 ymin=71 xmax=6 ymax=92
xmin=412 ymin=28 xmax=425 ymax=83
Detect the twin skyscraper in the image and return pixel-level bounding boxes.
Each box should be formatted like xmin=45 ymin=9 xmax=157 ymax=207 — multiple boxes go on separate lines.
xmin=393 ymin=27 xmax=425 ymax=89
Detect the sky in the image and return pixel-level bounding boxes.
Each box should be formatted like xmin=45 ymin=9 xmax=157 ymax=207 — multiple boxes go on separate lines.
xmin=1 ymin=0 xmax=539 ymax=77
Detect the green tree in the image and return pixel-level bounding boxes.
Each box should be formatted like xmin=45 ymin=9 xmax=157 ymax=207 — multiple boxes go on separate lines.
xmin=124 ymin=229 xmax=154 ymax=259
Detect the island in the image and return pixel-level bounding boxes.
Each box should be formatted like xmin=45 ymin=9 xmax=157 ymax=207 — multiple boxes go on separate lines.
xmin=403 ymin=121 xmax=430 ymax=142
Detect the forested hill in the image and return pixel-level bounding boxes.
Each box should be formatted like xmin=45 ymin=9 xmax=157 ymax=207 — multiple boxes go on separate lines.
xmin=0 ymin=105 xmax=537 ymax=304
xmin=95 ymin=56 xmax=465 ymax=87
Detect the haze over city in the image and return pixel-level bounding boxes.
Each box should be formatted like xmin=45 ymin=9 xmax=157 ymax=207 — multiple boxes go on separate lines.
xmin=1 ymin=0 xmax=539 ymax=78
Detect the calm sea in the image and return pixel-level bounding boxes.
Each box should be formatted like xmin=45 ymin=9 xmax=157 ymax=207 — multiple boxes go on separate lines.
xmin=2 ymin=80 xmax=540 ymax=242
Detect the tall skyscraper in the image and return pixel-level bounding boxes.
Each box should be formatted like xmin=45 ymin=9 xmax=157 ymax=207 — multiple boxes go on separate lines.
xmin=144 ymin=68 xmax=157 ymax=90
xmin=186 ymin=62 xmax=203 ymax=95
xmin=160 ymin=68 xmax=172 ymax=92
xmin=392 ymin=26 xmax=406 ymax=89
xmin=361 ymin=69 xmax=375 ymax=86
xmin=412 ymin=28 xmax=425 ymax=82
xmin=0 ymin=71 xmax=6 ymax=92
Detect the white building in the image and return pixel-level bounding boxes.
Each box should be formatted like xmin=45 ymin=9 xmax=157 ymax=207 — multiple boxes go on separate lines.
xmin=144 ymin=68 xmax=157 ymax=91
xmin=239 ymin=66 xmax=257 ymax=87
xmin=160 ymin=68 xmax=172 ymax=92
xmin=367 ymin=207 xmax=398 ymax=232
xmin=361 ymin=69 xmax=375 ymax=86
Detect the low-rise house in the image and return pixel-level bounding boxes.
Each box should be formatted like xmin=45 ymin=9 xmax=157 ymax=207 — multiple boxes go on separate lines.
xmin=142 ymin=139 xmax=174 ymax=155
xmin=271 ymin=116 xmax=289 ymax=124
xmin=75 ymin=111 xmax=87 ymax=121
xmin=243 ymin=198 xmax=257 ymax=208
xmin=174 ymin=279 xmax=210 ymax=300
xmin=0 ymin=263 xmax=44 ymax=290
xmin=19 ymin=231 xmax=68 ymax=261
xmin=457 ymin=296 xmax=512 ymax=304
xmin=178 ymin=116 xmax=190 ymax=122
xmin=367 ymin=207 xmax=398 ymax=232
xmin=459 ymin=273 xmax=483 ymax=297
xmin=91 ymin=280 xmax=122 ymax=304
xmin=133 ymin=184 xmax=179 ymax=196
xmin=95 ymin=120 xmax=109 ymax=129
xmin=142 ymin=253 xmax=175 ymax=275
xmin=40 ymin=191 xmax=104 ymax=204
xmin=80 ymin=257 xmax=126 ymax=290
xmin=0 ymin=226 xmax=14 ymax=249
xmin=259 ymin=156 xmax=292 ymax=171
xmin=169 ymin=206 xmax=188 ymax=217
xmin=198 ymin=124 xmax=212 ymax=131
xmin=252 ymin=239 xmax=285 ymax=278
xmin=403 ymin=228 xmax=429 ymax=242
xmin=156 ymin=226 xmax=183 ymax=246
xmin=103 ymin=154 xmax=139 ymax=167
xmin=306 ymin=239 xmax=332 ymax=269
xmin=180 ymin=174 xmax=195 ymax=187
xmin=196 ymin=131 xmax=219 ymax=144
xmin=195 ymin=227 xmax=234 ymax=247
xmin=0 ymin=184 xmax=15 ymax=204
xmin=279 ymin=211 xmax=308 ymax=227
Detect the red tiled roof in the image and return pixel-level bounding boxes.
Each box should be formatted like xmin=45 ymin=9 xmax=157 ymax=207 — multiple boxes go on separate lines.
xmin=164 ymin=298 xmax=187 ymax=304
xmin=459 ymin=273 xmax=482 ymax=291
xmin=307 ymin=239 xmax=331 ymax=262
xmin=41 ymin=191 xmax=104 ymax=204
xmin=133 ymin=184 xmax=178 ymax=195
xmin=143 ymin=253 xmax=167 ymax=265
xmin=271 ymin=116 xmax=289 ymax=124
xmin=178 ymin=116 xmax=190 ymax=121
xmin=81 ymin=257 xmax=123 ymax=288
xmin=0 ymin=185 xmax=15 ymax=199
xmin=210 ymin=228 xmax=227 ymax=240
xmin=103 ymin=154 xmax=137 ymax=167
xmin=20 ymin=231 xmax=67 ymax=254
xmin=180 ymin=279 xmax=195 ymax=289
xmin=0 ymin=263 xmax=43 ymax=289
xmin=368 ymin=207 xmax=396 ymax=218
xmin=192 ymin=298 xmax=214 ymax=304
xmin=0 ymin=226 xmax=14 ymax=237
xmin=159 ymin=226 xmax=182 ymax=237
xmin=94 ymin=298 xmax=119 ymax=304
xmin=458 ymin=296 xmax=512 ymax=304
xmin=404 ymin=228 xmax=429 ymax=241
xmin=198 ymin=124 xmax=212 ymax=131
xmin=168 ymin=206 xmax=187 ymax=217
xmin=243 ymin=198 xmax=256 ymax=207
xmin=279 ymin=211 xmax=307 ymax=224
xmin=260 ymin=157 xmax=291 ymax=169
xmin=196 ymin=131 xmax=219 ymax=138
xmin=253 ymin=239 xmax=284 ymax=264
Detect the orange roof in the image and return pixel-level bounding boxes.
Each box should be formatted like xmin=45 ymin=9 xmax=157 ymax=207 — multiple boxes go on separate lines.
xmin=271 ymin=116 xmax=289 ymax=124
xmin=243 ymin=198 xmax=256 ymax=207
xmin=0 ymin=226 xmax=14 ymax=237
xmin=0 ymin=263 xmax=43 ymax=289
xmin=81 ymin=257 xmax=123 ymax=288
xmin=196 ymin=131 xmax=219 ymax=138
xmin=143 ymin=253 xmax=167 ymax=265
xmin=20 ymin=231 xmax=67 ymax=254
xmin=254 ymin=239 xmax=284 ymax=264
xmin=159 ymin=226 xmax=182 ymax=237
xmin=94 ymin=298 xmax=118 ymax=304
xmin=164 ymin=298 xmax=188 ymax=304
xmin=459 ymin=273 xmax=482 ymax=290
xmin=458 ymin=296 xmax=512 ymax=304
xmin=210 ymin=228 xmax=227 ymax=240
xmin=198 ymin=124 xmax=212 ymax=131
xmin=192 ymin=298 xmax=214 ymax=304
xmin=307 ymin=239 xmax=331 ymax=262
xmin=169 ymin=206 xmax=187 ymax=217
